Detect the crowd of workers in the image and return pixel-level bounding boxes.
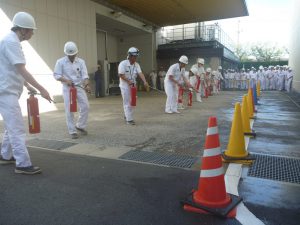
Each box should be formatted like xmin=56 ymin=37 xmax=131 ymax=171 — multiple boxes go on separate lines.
xmin=223 ymin=66 xmax=294 ymax=92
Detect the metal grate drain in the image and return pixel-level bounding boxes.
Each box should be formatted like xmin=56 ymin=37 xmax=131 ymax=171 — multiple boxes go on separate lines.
xmin=248 ymin=154 xmax=300 ymax=184
xmin=26 ymin=138 xmax=77 ymax=151
xmin=119 ymin=150 xmax=197 ymax=168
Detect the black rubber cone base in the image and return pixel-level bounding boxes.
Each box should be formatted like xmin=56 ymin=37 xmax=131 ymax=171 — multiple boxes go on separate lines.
xmin=222 ymin=152 xmax=256 ymax=161
xmin=181 ymin=192 xmax=242 ymax=218
xmin=244 ymin=129 xmax=256 ymax=137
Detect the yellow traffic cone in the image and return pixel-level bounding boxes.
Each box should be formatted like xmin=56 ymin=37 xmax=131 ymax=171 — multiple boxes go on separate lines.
xmin=256 ymin=81 xmax=261 ymax=97
xmin=242 ymin=95 xmax=256 ymax=137
xmin=247 ymin=89 xmax=255 ymax=119
xmin=222 ymin=103 xmax=255 ymax=163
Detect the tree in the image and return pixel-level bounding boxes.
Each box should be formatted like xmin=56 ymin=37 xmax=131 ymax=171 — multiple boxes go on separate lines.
xmin=250 ymin=43 xmax=285 ymax=62
xmin=234 ymin=44 xmax=249 ymax=62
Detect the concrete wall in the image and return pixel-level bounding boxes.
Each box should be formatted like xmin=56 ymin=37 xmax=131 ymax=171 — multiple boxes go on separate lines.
xmin=0 ymin=0 xmax=156 ymax=106
xmin=118 ymin=33 xmax=155 ymax=75
xmin=0 ymin=0 xmax=97 ymax=71
xmin=289 ymin=0 xmax=300 ymax=92
xmin=96 ymin=31 xmax=119 ymax=63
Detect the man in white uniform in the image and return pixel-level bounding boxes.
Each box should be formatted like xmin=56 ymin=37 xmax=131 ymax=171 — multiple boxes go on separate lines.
xmin=54 ymin=42 xmax=90 ymax=139
xmin=249 ymin=67 xmax=257 ymax=89
xmin=164 ymin=55 xmax=194 ymax=113
xmin=240 ymin=68 xmax=246 ymax=90
xmin=234 ymin=69 xmax=241 ymax=89
xmin=118 ymin=47 xmax=148 ymax=125
xmin=211 ymin=71 xmax=219 ymax=94
xmin=216 ymin=66 xmax=224 ymax=91
xmin=261 ymin=67 xmax=268 ymax=90
xmin=269 ymin=66 xmax=276 ymax=90
xmin=149 ymin=69 xmax=157 ymax=89
xmin=277 ymin=66 xmax=285 ymax=91
xmin=257 ymin=66 xmax=264 ymax=91
xmin=224 ymin=70 xmax=229 ymax=89
xmin=158 ymin=67 xmax=166 ymax=91
xmin=285 ymin=68 xmax=293 ymax=92
xmin=0 ymin=12 xmax=52 ymax=175
xmin=189 ymin=58 xmax=205 ymax=102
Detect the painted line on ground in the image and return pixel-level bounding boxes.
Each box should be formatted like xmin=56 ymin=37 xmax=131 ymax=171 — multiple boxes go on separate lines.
xmin=225 ymin=105 xmax=264 ymax=225
xmin=225 ymin=164 xmax=264 ymax=225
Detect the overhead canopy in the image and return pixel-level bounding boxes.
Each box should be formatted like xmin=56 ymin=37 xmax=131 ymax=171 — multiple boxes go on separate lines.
xmin=93 ymin=0 xmax=248 ymax=27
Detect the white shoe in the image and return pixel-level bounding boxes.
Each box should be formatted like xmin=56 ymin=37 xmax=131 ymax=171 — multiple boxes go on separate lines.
xmin=197 ymin=100 xmax=202 ymax=102
xmin=173 ymin=111 xmax=181 ymax=114
xmin=165 ymin=111 xmax=173 ymax=114
xmin=177 ymin=106 xmax=185 ymax=109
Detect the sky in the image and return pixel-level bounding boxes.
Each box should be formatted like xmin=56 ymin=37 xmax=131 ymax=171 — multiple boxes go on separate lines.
xmin=208 ymin=0 xmax=293 ymax=48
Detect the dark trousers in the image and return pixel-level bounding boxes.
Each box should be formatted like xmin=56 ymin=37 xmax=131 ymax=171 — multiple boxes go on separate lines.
xmin=95 ymin=80 xmax=101 ymax=97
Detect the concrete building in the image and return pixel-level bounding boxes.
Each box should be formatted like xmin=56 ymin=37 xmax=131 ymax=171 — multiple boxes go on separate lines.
xmin=156 ymin=23 xmax=239 ymax=72
xmin=289 ymin=0 xmax=300 ymax=92
xmin=0 ymin=0 xmax=248 ymax=100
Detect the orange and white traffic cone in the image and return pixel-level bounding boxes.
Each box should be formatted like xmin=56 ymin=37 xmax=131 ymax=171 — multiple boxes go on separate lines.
xmin=182 ymin=117 xmax=242 ymax=218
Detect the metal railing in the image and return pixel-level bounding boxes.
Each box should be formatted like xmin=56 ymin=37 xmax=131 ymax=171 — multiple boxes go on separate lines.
xmin=158 ymin=23 xmax=235 ymax=52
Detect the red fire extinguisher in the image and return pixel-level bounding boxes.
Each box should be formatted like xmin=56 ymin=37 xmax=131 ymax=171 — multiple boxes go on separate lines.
xmin=188 ymin=90 xmax=192 ymax=106
xmin=196 ymin=78 xmax=201 ymax=91
xmin=178 ymin=87 xmax=184 ymax=104
xmin=27 ymin=93 xmax=40 ymax=134
xmin=70 ymin=84 xmax=77 ymax=112
xmin=130 ymin=84 xmax=137 ymax=106
xmin=205 ymin=87 xmax=208 ymax=98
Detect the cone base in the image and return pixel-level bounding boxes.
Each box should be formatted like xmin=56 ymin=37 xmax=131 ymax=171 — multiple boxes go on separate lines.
xmin=222 ymin=152 xmax=256 ymax=160
xmin=244 ymin=130 xmax=256 ymax=137
xmin=222 ymin=158 xmax=254 ymax=165
xmin=223 ymin=150 xmax=249 ymax=159
xmin=193 ymin=192 xmax=231 ymax=209
xmin=182 ymin=193 xmax=242 ymax=218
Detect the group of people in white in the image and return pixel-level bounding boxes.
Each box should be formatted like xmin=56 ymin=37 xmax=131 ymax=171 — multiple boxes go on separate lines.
xmin=161 ymin=56 xmax=224 ymax=113
xmin=149 ymin=57 xmax=224 ymax=113
xmin=224 ymin=65 xmax=294 ymax=92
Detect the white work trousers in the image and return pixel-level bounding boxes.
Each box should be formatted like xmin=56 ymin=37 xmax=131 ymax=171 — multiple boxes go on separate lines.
xmin=120 ymin=87 xmax=134 ymax=121
xmin=190 ymin=76 xmax=202 ymax=101
xmin=165 ymin=81 xmax=178 ymax=112
xmin=286 ymin=79 xmax=292 ymax=92
xmin=160 ymin=77 xmax=165 ymax=91
xmin=63 ymin=86 xmax=89 ymax=134
xmin=151 ymin=77 xmax=157 ymax=89
xmin=0 ymin=94 xmax=32 ymax=167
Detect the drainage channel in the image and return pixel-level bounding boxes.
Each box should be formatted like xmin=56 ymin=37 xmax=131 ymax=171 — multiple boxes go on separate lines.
xmin=247 ymin=153 xmax=300 ymax=184
xmin=119 ymin=150 xmax=198 ymax=169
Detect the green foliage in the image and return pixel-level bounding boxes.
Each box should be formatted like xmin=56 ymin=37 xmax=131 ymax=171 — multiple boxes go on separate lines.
xmin=250 ymin=43 xmax=283 ymax=62
xmin=235 ymin=42 xmax=288 ymax=63
xmin=234 ymin=44 xmax=249 ymax=62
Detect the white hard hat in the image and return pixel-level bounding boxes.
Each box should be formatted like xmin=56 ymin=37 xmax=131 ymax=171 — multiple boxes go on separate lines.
xmin=64 ymin=41 xmax=78 ymax=56
xmin=197 ymin=58 xmax=204 ymax=64
xmin=218 ymin=66 xmax=222 ymax=70
xmin=212 ymin=71 xmax=217 ymax=75
xmin=206 ymin=68 xmax=211 ymax=73
xmin=128 ymin=47 xmax=140 ymax=56
xmin=12 ymin=12 xmax=37 ymax=29
xmin=179 ymin=55 xmax=188 ymax=64
xmin=259 ymin=65 xmax=263 ymax=70
xmin=190 ymin=67 xmax=198 ymax=75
